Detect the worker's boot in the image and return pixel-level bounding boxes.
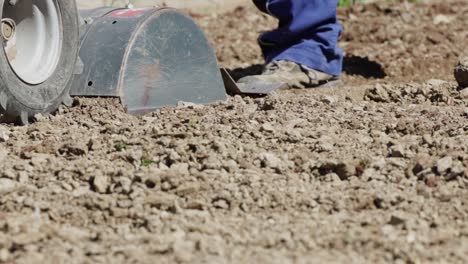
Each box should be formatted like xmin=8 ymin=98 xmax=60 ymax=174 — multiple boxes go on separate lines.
xmin=238 ymin=60 xmax=341 ymax=89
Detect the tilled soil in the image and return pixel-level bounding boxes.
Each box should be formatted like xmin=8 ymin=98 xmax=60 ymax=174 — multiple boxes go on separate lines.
xmin=1 ymin=1 xmax=468 ymax=263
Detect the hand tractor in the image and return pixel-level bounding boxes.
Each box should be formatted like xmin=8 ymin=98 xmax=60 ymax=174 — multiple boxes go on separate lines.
xmin=0 ymin=0 xmax=283 ymax=125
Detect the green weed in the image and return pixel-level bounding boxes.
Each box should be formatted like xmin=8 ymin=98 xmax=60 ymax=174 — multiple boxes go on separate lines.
xmin=141 ymin=158 xmax=155 ymax=167
xmin=115 ymin=142 xmax=128 ymax=151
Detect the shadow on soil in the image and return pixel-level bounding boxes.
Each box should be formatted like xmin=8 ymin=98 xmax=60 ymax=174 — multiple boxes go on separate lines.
xmin=343 ymin=55 xmax=386 ymax=79
xmin=229 ymin=55 xmax=386 ymax=81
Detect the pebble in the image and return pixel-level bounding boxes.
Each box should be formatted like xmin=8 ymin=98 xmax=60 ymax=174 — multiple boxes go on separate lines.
xmin=212 ymin=198 xmax=230 ymax=209
xmin=175 ymin=182 xmax=200 ymax=196
xmin=17 ymin=171 xmax=29 ymax=183
xmin=0 ymin=147 xmax=7 ymax=163
xmin=321 ymin=95 xmax=338 ymax=105
xmin=93 ymin=175 xmax=109 ymax=194
xmin=145 ymin=193 xmax=177 ymax=208
xmin=0 ymin=178 xmax=16 ymax=192
xmin=422 ymin=134 xmax=433 ymax=145
xmin=0 ymin=248 xmax=9 ymax=262
xmin=261 ymin=123 xmax=275 ymax=132
xmin=118 ymin=177 xmax=132 ymax=193
xmin=177 ymin=101 xmax=202 ymax=108
xmin=412 ymin=155 xmax=433 ymax=175
xmin=388 ymin=215 xmax=406 ymax=226
xmin=389 ymin=144 xmax=405 ymax=158
xmin=437 ymin=156 xmax=453 ymax=175
xmin=0 ymin=129 xmax=9 ymax=142
xmin=460 ymin=88 xmax=468 ymax=99
xmin=426 ymin=79 xmax=447 ymax=87
xmin=365 ymin=84 xmax=390 ymax=103
xmin=259 ymin=152 xmax=282 ymax=170
xmin=433 ymin=14 xmax=451 ymax=25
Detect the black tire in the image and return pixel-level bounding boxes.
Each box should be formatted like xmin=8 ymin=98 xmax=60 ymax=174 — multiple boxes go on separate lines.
xmin=0 ymin=0 xmax=79 ymax=125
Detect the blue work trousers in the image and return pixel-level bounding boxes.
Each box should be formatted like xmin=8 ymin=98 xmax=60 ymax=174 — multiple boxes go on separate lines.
xmin=253 ymin=0 xmax=343 ymax=76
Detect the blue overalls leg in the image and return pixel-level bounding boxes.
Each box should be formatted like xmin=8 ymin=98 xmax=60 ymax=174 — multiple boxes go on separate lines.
xmin=253 ymin=0 xmax=343 ymax=76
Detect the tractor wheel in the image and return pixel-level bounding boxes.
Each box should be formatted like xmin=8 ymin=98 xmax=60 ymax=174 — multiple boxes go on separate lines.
xmin=0 ymin=0 xmax=79 ymax=125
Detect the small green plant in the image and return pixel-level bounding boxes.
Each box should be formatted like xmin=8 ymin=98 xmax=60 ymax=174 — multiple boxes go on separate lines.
xmin=115 ymin=142 xmax=128 ymax=151
xmin=339 ymin=0 xmax=356 ymax=7
xmin=359 ymin=159 xmax=370 ymax=169
xmin=141 ymin=158 xmax=155 ymax=167
xmin=187 ymin=119 xmax=197 ymax=128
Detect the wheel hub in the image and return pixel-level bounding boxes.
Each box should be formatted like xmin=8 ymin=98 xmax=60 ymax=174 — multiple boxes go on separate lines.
xmin=1 ymin=18 xmax=15 ymax=40
xmin=2 ymin=0 xmax=63 ymax=85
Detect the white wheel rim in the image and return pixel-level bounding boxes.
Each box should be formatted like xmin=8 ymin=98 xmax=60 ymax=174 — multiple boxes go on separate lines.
xmin=2 ymin=0 xmax=63 ymax=85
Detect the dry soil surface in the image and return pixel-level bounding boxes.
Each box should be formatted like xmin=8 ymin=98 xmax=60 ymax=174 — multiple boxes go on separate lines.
xmin=1 ymin=1 xmax=468 ymax=264
xmin=77 ymin=0 xmax=250 ymax=13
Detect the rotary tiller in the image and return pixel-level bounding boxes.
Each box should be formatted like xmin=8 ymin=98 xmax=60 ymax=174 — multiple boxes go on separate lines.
xmin=0 ymin=1 xmax=282 ymax=124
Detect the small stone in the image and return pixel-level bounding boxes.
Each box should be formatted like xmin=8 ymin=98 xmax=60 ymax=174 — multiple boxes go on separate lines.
xmin=161 ymin=181 xmax=171 ymax=191
xmin=389 ymin=144 xmax=405 ymax=158
xmin=334 ymin=161 xmax=356 ymax=180
xmin=34 ymin=113 xmax=49 ymax=122
xmin=145 ymin=193 xmax=177 ymax=208
xmin=27 ymin=122 xmax=53 ymax=134
xmin=426 ymin=79 xmax=447 ymax=87
xmin=92 ymin=175 xmax=109 ymax=194
xmin=1 ymin=169 xmax=15 ymax=179
xmin=117 ymin=199 xmax=133 ymax=208
xmin=316 ymin=136 xmax=334 ymax=152
xmin=422 ymin=134 xmax=433 ymax=145
xmin=175 ymin=182 xmax=200 ymax=196
xmin=436 ymin=156 xmax=453 ymax=175
xmin=0 ymin=147 xmax=8 ymax=163
xmin=259 ymin=152 xmax=282 ymax=170
xmin=173 ymin=239 xmax=195 ymax=262
xmin=321 ymin=95 xmax=337 ymax=105
xmin=0 ymin=129 xmax=9 ymax=142
xmin=388 ymin=215 xmax=406 ymax=226
xmin=319 ymin=160 xmax=356 ymax=180
xmin=212 ymin=198 xmax=230 ymax=209
xmin=365 ymin=84 xmax=390 ymax=103
xmin=0 ymin=178 xmax=16 ymax=192
xmin=223 ymin=159 xmax=238 ymax=172
xmin=0 ymin=248 xmax=9 ymax=262
xmin=433 ymin=14 xmax=451 ymax=25
xmin=371 ymin=157 xmax=387 ymax=170
xmin=177 ymin=101 xmax=202 ymax=109
xmin=460 ymin=88 xmax=468 ymax=99
xmin=59 ymin=142 xmax=88 ymax=156
xmin=261 ymin=123 xmax=275 ymax=132
xmin=381 ymin=225 xmax=395 ymax=237
xmin=87 ymin=138 xmax=103 ymax=151
xmin=61 ymin=182 xmax=74 ymax=191
xmin=170 ymin=163 xmax=189 ymax=175
xmin=412 ymin=154 xmax=433 ymax=175
xmin=17 ymin=171 xmax=29 ymax=183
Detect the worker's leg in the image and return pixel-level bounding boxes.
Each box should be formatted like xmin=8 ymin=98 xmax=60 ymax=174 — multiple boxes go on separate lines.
xmin=253 ymin=0 xmax=343 ymax=76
